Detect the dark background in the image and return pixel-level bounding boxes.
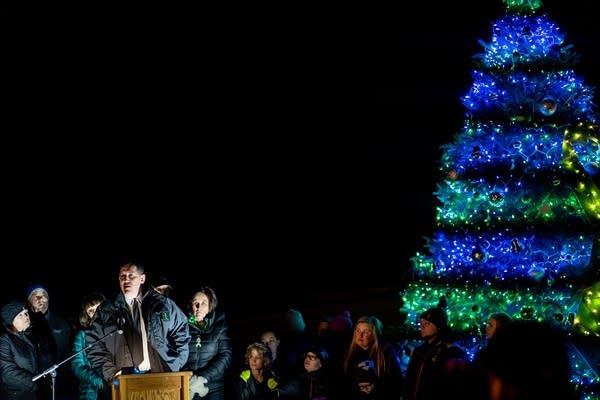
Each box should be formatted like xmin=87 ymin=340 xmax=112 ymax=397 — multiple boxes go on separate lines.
xmin=2 ymin=1 xmax=600 ymax=318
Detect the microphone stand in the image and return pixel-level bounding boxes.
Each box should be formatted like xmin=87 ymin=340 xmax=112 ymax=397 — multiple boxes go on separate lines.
xmin=32 ymin=329 xmax=122 ymax=400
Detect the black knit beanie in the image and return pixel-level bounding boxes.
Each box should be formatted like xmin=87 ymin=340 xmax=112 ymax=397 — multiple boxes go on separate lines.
xmin=420 ymin=307 xmax=448 ymax=329
xmin=1 ymin=301 xmax=27 ymax=325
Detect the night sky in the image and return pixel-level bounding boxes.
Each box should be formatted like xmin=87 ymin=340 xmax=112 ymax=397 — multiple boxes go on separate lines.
xmin=3 ymin=1 xmax=600 ymax=316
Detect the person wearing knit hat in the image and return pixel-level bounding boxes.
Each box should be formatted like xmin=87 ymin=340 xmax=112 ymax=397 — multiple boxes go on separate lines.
xmin=0 ymin=300 xmax=39 ymax=397
xmin=353 ymin=359 xmax=376 ymax=382
xmin=25 ymin=282 xmax=72 ymax=360
xmin=26 ymin=284 xmax=49 ymax=311
xmin=329 ymin=310 xmax=353 ymax=333
xmin=316 ymin=315 xmax=332 ymax=337
xmin=284 ymin=308 xmax=306 ymax=336
xmin=1 ymin=301 xmax=28 ymax=328
xmin=302 ymin=345 xmax=329 ymax=366
xmin=419 ymin=307 xmax=448 ymax=331
xmin=352 ymin=359 xmax=378 ymax=397
xmin=276 ymin=345 xmax=332 ymax=399
xmin=25 ymin=283 xmax=75 ymax=399
xmin=405 ymin=306 xmax=467 ymax=400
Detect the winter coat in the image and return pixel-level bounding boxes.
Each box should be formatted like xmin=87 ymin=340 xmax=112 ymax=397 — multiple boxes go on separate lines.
xmin=71 ymin=329 xmax=104 ymax=400
xmin=277 ymin=368 xmax=332 ymax=399
xmin=0 ymin=330 xmax=39 ymax=395
xmin=184 ymin=310 xmax=232 ymax=399
xmin=86 ymin=289 xmax=190 ymax=381
xmin=405 ymin=337 xmax=467 ymax=400
xmin=233 ymin=369 xmax=279 ymax=400
xmin=343 ymin=344 xmax=404 ymax=400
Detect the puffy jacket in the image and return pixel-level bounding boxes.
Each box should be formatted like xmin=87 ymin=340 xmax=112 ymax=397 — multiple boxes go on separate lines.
xmin=184 ymin=310 xmax=232 ymax=392
xmin=0 ymin=331 xmax=39 ymax=393
xmin=71 ymin=329 xmax=104 ymax=400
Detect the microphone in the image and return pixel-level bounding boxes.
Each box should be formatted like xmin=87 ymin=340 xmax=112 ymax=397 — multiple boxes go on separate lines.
xmin=33 ymin=328 xmax=123 ymax=382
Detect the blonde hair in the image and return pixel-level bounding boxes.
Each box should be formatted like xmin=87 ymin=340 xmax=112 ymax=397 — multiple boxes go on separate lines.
xmin=245 ymin=342 xmax=271 ymax=365
xmin=343 ymin=315 xmax=386 ymax=377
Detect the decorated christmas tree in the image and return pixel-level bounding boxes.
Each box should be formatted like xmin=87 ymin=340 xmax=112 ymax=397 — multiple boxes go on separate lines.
xmin=400 ymin=0 xmax=599 ymax=397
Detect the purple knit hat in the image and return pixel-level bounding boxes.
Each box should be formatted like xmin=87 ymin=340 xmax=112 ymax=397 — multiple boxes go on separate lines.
xmin=330 ymin=310 xmax=353 ymax=332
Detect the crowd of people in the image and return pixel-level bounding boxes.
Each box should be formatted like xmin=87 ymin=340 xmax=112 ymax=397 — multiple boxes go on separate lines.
xmin=0 ymin=262 xmax=579 ymax=400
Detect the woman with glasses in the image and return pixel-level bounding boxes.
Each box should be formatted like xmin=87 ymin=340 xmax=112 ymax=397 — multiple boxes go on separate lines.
xmin=341 ymin=315 xmax=404 ymax=400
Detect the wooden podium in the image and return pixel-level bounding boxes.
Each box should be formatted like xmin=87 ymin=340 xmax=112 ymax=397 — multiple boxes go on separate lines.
xmin=112 ymin=371 xmax=193 ymax=400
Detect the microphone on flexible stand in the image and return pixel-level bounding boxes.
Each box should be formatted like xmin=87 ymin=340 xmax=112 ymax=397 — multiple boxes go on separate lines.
xmin=33 ymin=327 xmax=122 ymax=400
xmin=32 ymin=328 xmax=123 ymax=383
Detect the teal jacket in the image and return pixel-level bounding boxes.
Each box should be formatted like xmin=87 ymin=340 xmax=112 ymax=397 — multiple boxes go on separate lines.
xmin=71 ymin=330 xmax=104 ymax=400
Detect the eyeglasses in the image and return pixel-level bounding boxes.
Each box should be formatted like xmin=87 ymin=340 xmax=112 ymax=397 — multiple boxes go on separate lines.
xmin=119 ymin=273 xmax=142 ymax=281
xmin=358 ymin=382 xmax=374 ymax=390
xmin=304 ymin=353 xmax=318 ymax=361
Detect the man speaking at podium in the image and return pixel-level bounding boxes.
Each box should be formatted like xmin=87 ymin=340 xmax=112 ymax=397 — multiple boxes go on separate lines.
xmin=86 ymin=262 xmax=190 ymax=397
